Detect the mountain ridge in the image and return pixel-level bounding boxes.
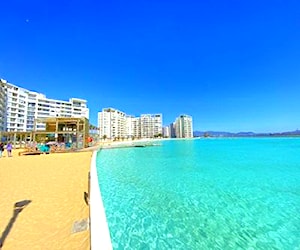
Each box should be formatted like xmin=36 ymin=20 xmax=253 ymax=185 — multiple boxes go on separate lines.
xmin=193 ymin=130 xmax=300 ymax=137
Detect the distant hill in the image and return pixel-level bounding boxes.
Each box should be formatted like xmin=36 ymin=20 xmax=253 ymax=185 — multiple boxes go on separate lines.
xmin=193 ymin=130 xmax=300 ymax=137
xmin=267 ymin=130 xmax=300 ymax=136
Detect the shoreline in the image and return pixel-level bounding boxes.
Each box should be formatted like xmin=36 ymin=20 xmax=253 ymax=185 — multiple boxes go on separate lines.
xmin=89 ymin=151 xmax=112 ymax=249
xmin=86 ymin=138 xmax=167 ymax=150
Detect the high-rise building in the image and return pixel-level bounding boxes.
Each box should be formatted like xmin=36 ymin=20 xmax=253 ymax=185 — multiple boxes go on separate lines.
xmin=162 ymin=126 xmax=170 ymax=138
xmin=98 ymin=108 xmax=163 ymax=139
xmin=125 ymin=115 xmax=134 ymax=139
xmin=125 ymin=115 xmax=141 ymax=139
xmin=98 ymin=108 xmax=126 ymax=139
xmin=0 ymin=79 xmax=89 ymax=132
xmin=0 ymin=80 xmax=6 ymax=131
xmin=131 ymin=116 xmax=141 ymax=139
xmin=170 ymin=122 xmax=176 ymax=138
xmin=153 ymin=114 xmax=163 ymax=137
xmin=4 ymin=81 xmax=28 ymax=131
xmin=174 ymin=114 xmax=193 ymax=138
xmin=140 ymin=114 xmax=162 ymax=138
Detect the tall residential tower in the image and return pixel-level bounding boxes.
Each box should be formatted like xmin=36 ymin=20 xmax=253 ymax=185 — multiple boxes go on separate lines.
xmin=174 ymin=114 xmax=193 ymax=138
xmin=140 ymin=114 xmax=163 ymax=138
xmin=98 ymin=108 xmax=126 ymax=139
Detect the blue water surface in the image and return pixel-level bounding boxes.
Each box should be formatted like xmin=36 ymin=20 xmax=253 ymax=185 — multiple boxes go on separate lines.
xmin=96 ymin=138 xmax=300 ymax=250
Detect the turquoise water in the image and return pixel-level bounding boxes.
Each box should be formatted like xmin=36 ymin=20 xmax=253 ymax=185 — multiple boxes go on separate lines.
xmin=96 ymin=138 xmax=300 ymax=249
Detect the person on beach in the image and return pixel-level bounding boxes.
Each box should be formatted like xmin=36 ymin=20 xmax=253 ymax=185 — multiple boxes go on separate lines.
xmin=6 ymin=142 xmax=12 ymax=157
xmin=0 ymin=142 xmax=4 ymax=157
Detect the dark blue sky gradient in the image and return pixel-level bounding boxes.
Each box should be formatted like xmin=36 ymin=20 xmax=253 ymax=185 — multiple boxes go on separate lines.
xmin=1 ymin=0 xmax=300 ymax=132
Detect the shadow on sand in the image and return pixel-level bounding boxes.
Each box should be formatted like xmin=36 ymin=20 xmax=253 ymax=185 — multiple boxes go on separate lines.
xmin=0 ymin=200 xmax=32 ymax=249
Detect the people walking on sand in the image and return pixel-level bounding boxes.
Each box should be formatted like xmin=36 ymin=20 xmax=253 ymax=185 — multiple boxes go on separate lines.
xmin=0 ymin=142 xmax=4 ymax=157
xmin=6 ymin=142 xmax=13 ymax=157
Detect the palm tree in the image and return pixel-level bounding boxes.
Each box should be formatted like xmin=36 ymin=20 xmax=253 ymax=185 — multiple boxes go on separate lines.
xmin=89 ymin=124 xmax=98 ymax=134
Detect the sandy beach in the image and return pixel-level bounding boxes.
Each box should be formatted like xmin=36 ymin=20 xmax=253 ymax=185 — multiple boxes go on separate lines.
xmin=0 ymin=149 xmax=92 ymax=249
xmin=0 ymin=139 xmax=161 ymax=249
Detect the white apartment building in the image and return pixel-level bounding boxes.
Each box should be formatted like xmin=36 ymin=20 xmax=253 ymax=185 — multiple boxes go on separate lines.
xmin=5 ymin=81 xmax=29 ymax=131
xmin=0 ymin=80 xmax=6 ymax=131
xmin=140 ymin=114 xmax=163 ymax=138
xmin=98 ymin=108 xmax=163 ymax=139
xmin=1 ymin=79 xmax=89 ymax=132
xmin=132 ymin=116 xmax=141 ymax=138
xmin=125 ymin=115 xmax=142 ymax=139
xmin=153 ymin=114 xmax=163 ymax=137
xmin=174 ymin=114 xmax=193 ymax=138
xmin=125 ymin=115 xmax=134 ymax=139
xmin=98 ymin=108 xmax=126 ymax=139
xmin=162 ymin=126 xmax=170 ymax=138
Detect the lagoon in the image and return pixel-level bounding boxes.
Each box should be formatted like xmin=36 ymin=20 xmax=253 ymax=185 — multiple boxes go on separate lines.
xmin=97 ymin=138 xmax=300 ymax=249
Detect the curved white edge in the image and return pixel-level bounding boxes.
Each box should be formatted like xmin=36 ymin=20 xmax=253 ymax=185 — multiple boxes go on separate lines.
xmin=90 ymin=150 xmax=113 ymax=250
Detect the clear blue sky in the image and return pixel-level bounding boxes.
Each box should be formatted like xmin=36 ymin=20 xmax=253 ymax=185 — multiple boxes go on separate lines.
xmin=1 ymin=0 xmax=300 ymax=133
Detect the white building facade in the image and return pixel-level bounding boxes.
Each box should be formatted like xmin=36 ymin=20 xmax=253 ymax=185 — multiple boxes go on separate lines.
xmin=125 ymin=115 xmax=142 ymax=139
xmin=131 ymin=116 xmax=141 ymax=139
xmin=0 ymin=80 xmax=7 ymax=131
xmin=98 ymin=108 xmax=126 ymax=139
xmin=174 ymin=114 xmax=193 ymax=138
xmin=0 ymin=79 xmax=89 ymax=132
xmin=5 ymin=81 xmax=29 ymax=132
xmin=162 ymin=126 xmax=170 ymax=138
xmin=140 ymin=114 xmax=162 ymax=138
xmin=98 ymin=108 xmax=163 ymax=139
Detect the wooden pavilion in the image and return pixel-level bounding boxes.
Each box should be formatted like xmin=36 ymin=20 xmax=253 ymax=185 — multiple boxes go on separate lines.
xmin=0 ymin=117 xmax=89 ymax=149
